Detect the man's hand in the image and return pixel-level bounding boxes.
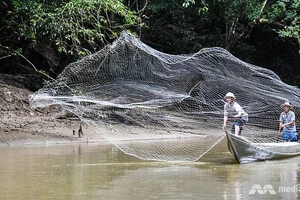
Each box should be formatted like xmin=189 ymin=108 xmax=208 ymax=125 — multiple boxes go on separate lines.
xmin=222 ymin=124 xmax=226 ymax=130
xmin=278 ymin=128 xmax=282 ymax=136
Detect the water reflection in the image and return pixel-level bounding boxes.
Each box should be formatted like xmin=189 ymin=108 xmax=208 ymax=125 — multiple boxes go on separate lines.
xmin=0 ymin=140 xmax=299 ymax=200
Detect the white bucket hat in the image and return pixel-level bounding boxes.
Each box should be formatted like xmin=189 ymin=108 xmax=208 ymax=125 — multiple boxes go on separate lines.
xmin=280 ymin=102 xmax=293 ymax=109
xmin=225 ymin=92 xmax=235 ymax=99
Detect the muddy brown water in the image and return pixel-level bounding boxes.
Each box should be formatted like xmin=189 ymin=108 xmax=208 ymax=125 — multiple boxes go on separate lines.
xmin=0 ymin=138 xmax=299 ymax=200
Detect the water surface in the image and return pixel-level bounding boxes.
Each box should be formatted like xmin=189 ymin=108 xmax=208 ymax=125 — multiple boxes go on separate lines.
xmin=0 ymin=139 xmax=299 ymax=200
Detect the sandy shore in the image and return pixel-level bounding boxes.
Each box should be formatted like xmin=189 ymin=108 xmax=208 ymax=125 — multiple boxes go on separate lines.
xmin=0 ymin=111 xmax=102 ymax=146
xmin=0 ymin=83 xmax=104 ymax=146
xmin=0 ymin=83 xmax=224 ymax=150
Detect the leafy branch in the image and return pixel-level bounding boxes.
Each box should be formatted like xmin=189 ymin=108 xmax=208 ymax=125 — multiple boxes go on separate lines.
xmin=0 ymin=44 xmax=55 ymax=81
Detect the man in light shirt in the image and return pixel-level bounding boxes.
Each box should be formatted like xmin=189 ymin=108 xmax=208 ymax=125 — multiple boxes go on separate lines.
xmin=222 ymin=92 xmax=248 ymax=135
xmin=279 ymin=101 xmax=297 ymax=142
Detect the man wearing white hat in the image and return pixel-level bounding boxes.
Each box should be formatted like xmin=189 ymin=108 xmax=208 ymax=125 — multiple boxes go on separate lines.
xmin=279 ymin=101 xmax=297 ymax=142
xmin=222 ymin=92 xmax=248 ymax=135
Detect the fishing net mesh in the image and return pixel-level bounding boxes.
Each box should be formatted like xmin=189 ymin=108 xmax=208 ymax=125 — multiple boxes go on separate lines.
xmin=29 ymin=31 xmax=300 ymax=162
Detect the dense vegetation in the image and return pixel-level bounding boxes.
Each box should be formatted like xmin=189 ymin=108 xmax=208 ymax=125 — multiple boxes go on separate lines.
xmin=0 ymin=0 xmax=299 ymax=90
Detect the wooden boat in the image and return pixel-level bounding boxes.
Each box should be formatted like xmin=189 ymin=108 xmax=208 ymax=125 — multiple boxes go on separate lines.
xmin=225 ymin=131 xmax=300 ymax=164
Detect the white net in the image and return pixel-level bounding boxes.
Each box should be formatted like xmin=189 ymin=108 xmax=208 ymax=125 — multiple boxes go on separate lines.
xmin=29 ymin=31 xmax=300 ymax=162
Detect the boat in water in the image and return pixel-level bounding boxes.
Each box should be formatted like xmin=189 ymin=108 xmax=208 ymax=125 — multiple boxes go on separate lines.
xmin=225 ymin=131 xmax=300 ymax=164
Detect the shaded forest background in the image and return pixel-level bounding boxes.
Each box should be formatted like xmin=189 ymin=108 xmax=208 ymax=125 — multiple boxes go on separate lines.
xmin=0 ymin=0 xmax=299 ymax=91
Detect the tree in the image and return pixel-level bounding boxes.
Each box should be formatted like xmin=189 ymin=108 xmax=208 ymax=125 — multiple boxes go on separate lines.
xmin=183 ymin=0 xmax=300 ymax=52
xmin=1 ymin=0 xmax=142 ymax=80
xmin=140 ymin=0 xmax=208 ymax=54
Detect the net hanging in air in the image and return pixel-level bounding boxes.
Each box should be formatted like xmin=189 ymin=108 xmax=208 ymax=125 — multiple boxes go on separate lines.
xmin=29 ymin=31 xmax=300 ymax=162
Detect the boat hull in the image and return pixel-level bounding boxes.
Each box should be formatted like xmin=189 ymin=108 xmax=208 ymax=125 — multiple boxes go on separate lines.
xmin=225 ymin=131 xmax=300 ymax=164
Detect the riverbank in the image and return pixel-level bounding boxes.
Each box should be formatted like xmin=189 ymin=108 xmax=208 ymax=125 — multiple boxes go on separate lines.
xmin=0 ymin=83 xmax=102 ymax=146
xmin=0 ymin=82 xmax=225 ymax=148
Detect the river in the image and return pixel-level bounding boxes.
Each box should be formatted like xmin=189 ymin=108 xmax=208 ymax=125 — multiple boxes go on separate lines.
xmin=0 ymin=138 xmax=299 ymax=200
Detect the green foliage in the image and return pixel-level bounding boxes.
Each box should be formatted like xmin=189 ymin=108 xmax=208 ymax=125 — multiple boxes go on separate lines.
xmin=142 ymin=0 xmax=215 ymax=54
xmin=181 ymin=0 xmax=299 ymax=47
xmin=280 ymin=25 xmax=300 ymax=39
xmin=265 ymin=0 xmax=300 ymax=39
xmin=4 ymin=0 xmax=142 ymax=59
xmin=143 ymin=0 xmax=299 ymax=86
xmin=0 ymin=0 xmax=299 ymax=88
xmin=182 ymin=0 xmax=208 ymax=14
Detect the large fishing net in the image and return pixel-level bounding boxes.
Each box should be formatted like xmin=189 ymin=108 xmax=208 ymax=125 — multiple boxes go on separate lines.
xmin=29 ymin=31 xmax=300 ymax=162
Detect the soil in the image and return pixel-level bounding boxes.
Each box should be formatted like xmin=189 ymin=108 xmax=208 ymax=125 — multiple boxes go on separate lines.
xmin=0 ymin=83 xmax=102 ymax=146
xmin=0 ymin=79 xmax=222 ymax=147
